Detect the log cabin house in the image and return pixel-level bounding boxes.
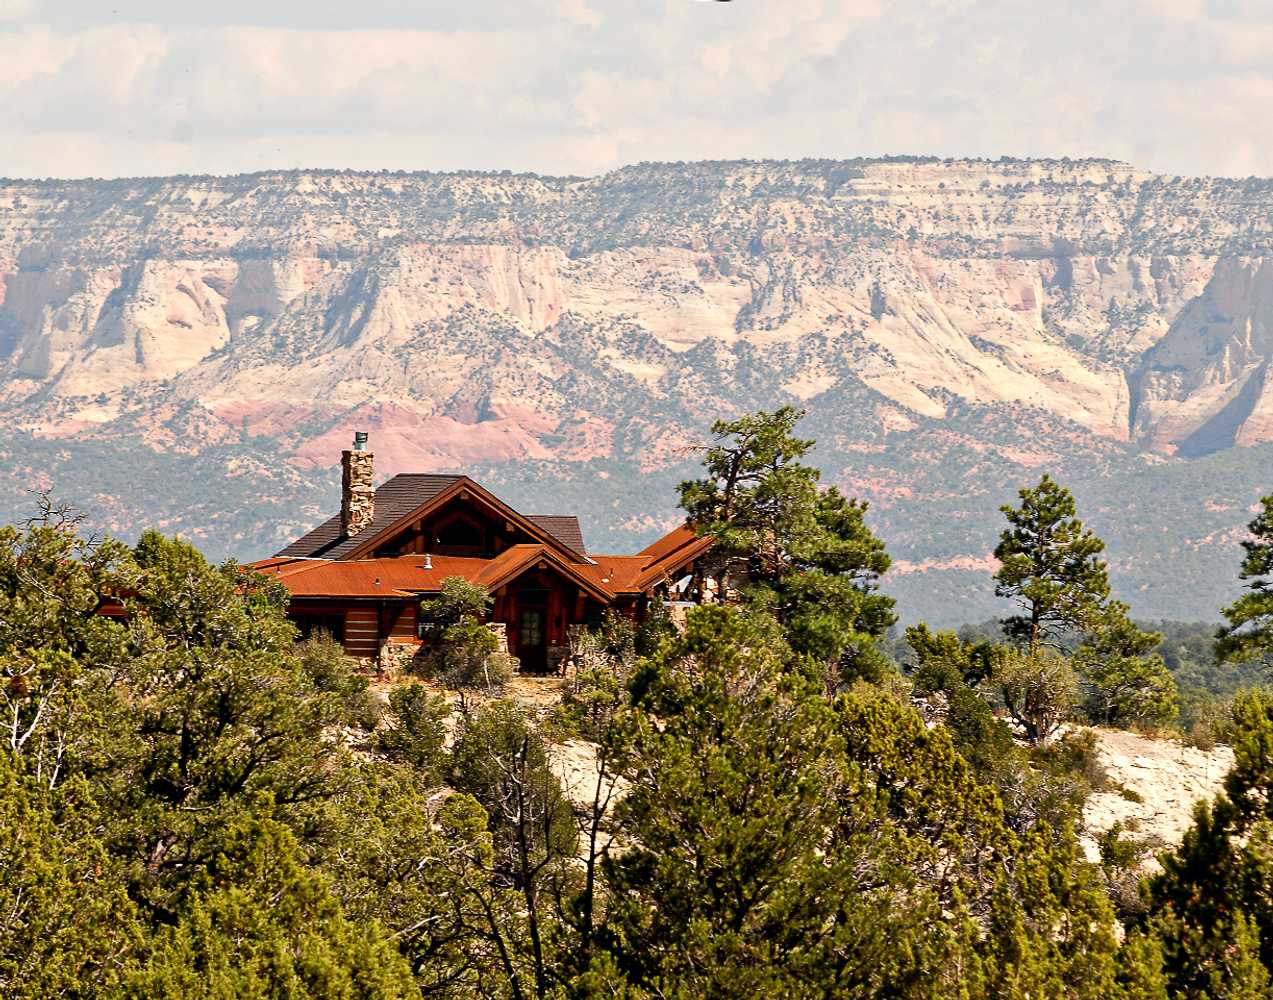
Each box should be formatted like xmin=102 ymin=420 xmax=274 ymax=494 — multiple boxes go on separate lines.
xmin=253 ymin=433 xmax=714 ymax=672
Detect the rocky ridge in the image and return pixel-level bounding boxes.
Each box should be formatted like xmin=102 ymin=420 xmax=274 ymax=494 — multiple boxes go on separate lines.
xmin=1 ymin=158 xmax=1272 ymax=623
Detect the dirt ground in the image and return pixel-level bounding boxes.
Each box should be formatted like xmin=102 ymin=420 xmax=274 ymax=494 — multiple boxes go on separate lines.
xmin=1081 ymin=727 xmax=1233 ymax=863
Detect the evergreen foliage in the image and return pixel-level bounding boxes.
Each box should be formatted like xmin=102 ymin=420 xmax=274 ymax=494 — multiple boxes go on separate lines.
xmin=1219 ymin=492 xmax=1273 ymax=668
xmin=0 ymin=753 xmax=139 ymax=997
xmin=418 ymin=576 xmax=512 ymax=691
xmin=1075 ymin=605 xmax=1179 ymax=729
xmin=375 ymin=682 xmax=450 ymax=782
xmin=0 ymin=458 xmax=1270 ymax=995
xmin=679 ymin=406 xmax=895 ymax=683
xmin=1144 ymin=689 xmax=1273 ymax=997
xmin=119 ymin=816 xmax=419 ymax=1000
xmin=994 ymin=474 xmax=1111 ymax=653
xmin=994 ymin=476 xmax=1178 ymax=733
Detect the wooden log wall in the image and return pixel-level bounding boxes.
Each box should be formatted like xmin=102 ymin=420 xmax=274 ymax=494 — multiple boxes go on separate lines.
xmin=343 ymin=607 xmax=380 ymax=659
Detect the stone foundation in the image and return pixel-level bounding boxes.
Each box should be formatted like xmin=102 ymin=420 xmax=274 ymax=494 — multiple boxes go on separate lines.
xmin=486 ymin=622 xmax=509 ymax=653
xmin=377 ymin=641 xmax=417 ymax=679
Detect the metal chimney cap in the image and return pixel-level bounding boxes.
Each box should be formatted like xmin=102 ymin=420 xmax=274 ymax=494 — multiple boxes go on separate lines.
xmin=353 ymin=431 xmax=369 ymax=451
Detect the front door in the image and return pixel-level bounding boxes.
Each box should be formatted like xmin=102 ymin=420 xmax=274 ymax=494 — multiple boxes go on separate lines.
xmin=517 ymin=606 xmax=548 ymax=672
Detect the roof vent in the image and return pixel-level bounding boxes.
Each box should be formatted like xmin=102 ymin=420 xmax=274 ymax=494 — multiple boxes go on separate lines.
xmin=424 ymin=553 xmax=433 ymax=571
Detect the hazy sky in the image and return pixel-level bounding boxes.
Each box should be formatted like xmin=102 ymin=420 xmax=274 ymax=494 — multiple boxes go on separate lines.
xmin=3 ymin=0 xmax=1273 ymax=179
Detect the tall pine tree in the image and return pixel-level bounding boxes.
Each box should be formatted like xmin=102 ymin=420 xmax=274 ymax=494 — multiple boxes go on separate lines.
xmin=1218 ymin=492 xmax=1273 ymax=669
xmin=994 ymin=475 xmax=1177 ymax=731
xmin=679 ymin=407 xmax=895 ymax=682
xmin=993 ymin=475 xmax=1110 ymax=653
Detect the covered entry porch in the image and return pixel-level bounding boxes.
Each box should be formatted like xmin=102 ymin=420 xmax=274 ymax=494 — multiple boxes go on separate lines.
xmin=476 ymin=545 xmax=614 ymax=673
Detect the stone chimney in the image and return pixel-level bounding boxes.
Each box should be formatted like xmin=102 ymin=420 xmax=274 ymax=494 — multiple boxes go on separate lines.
xmin=341 ymin=431 xmax=375 ymax=538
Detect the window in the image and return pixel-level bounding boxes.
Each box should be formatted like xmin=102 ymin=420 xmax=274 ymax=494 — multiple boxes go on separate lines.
xmin=295 ymin=614 xmax=345 ymax=644
xmin=520 ymin=609 xmax=544 ymax=647
xmin=418 ymin=604 xmax=448 ymax=642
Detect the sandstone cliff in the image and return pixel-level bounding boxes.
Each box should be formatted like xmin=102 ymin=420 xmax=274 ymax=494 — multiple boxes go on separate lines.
xmin=1 ymin=159 xmax=1271 ymax=623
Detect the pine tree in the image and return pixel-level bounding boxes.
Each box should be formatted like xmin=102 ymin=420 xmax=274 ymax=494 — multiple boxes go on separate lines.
xmin=1117 ymin=930 xmax=1170 ymax=1000
xmin=0 ymin=516 xmax=137 ymax=788
xmin=119 ymin=815 xmax=420 ymax=999
xmin=678 ymin=406 xmax=823 ymax=577
xmin=1075 ymin=602 xmax=1178 ymax=728
xmin=994 ymin=476 xmax=1173 ymax=734
xmin=994 ymin=475 xmax=1110 ymax=654
xmin=0 ymin=753 xmax=140 ymax=998
xmin=679 ymin=408 xmax=895 ymax=682
xmin=1218 ymin=492 xmax=1273 ymax=669
xmin=597 ymin=604 xmax=1124 ymax=998
xmin=600 ymin=606 xmax=850 ymax=995
xmin=1146 ymin=690 xmax=1273 ymax=995
xmin=115 ymin=531 xmax=355 ymax=915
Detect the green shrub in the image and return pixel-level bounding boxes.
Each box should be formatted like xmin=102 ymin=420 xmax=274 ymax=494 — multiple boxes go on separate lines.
xmin=1039 ymin=728 xmax=1109 ymax=792
xmin=558 ymin=610 xmax=640 ymax=740
xmin=1078 ymin=643 xmax=1179 ymax=731
xmin=995 ymin=647 xmax=1078 ymax=746
xmin=295 ymin=633 xmax=381 ymax=730
xmin=1098 ymin=821 xmax=1143 ymax=871
xmin=561 ymin=660 xmax=631 ymax=742
xmin=597 ymin=609 xmax=637 ymax=662
xmin=416 ymin=577 xmax=513 ymax=693
xmin=450 ymin=701 xmax=576 ymax=864
xmin=1097 ymin=821 xmax=1156 ymax=919
xmin=375 ymin=682 xmax=451 ymax=783
xmin=1179 ymin=692 xmax=1234 ymax=750
xmin=1023 ymin=729 xmax=1110 ymax=824
xmin=635 ymin=597 xmax=675 ymax=656
xmin=945 ymin=682 xmax=1018 ymax=781
xmin=422 ymin=618 xmax=511 ymax=692
xmin=420 ymin=576 xmax=492 ymax=625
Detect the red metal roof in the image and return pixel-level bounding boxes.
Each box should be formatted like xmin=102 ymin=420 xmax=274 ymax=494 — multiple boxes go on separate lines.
xmin=254 ymin=525 xmax=713 ymax=603
xmin=253 ymin=554 xmax=493 ymax=598
xmin=471 ymin=545 xmax=615 ymax=603
xmin=612 ymin=524 xmax=714 ymax=591
xmin=254 ymin=546 xmax=615 ymax=603
xmin=636 ymin=524 xmax=702 ymax=562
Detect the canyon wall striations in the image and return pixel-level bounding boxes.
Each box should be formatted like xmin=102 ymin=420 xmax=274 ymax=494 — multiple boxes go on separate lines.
xmin=2 ymin=159 xmax=1271 ymax=623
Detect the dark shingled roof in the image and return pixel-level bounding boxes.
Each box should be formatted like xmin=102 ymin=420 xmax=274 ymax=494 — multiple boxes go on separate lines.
xmin=527 ymin=516 xmax=587 ymax=557
xmin=276 ymin=474 xmax=462 ymax=559
xmin=275 ymin=474 xmax=588 ymax=560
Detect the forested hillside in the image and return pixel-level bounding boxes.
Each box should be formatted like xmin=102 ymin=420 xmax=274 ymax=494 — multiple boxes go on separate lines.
xmin=3 ymin=410 xmax=1272 ymax=998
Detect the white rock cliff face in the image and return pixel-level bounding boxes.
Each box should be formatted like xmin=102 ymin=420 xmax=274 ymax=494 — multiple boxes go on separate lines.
xmin=0 ymin=159 xmax=1271 ymax=620
xmin=2 ymin=160 xmax=1270 ymax=474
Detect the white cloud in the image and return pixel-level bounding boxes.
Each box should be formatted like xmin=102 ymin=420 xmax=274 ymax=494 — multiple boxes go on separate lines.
xmin=0 ymin=1 xmax=1272 ymax=178
xmin=0 ymin=0 xmax=31 ymax=22
xmin=556 ymin=0 xmax=601 ymax=29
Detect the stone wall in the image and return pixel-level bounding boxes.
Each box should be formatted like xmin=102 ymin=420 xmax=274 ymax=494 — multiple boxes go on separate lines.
xmin=341 ymin=449 xmax=375 ymax=537
xmin=377 ymin=641 xmax=417 ymax=679
xmin=486 ymin=622 xmax=508 ymax=653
